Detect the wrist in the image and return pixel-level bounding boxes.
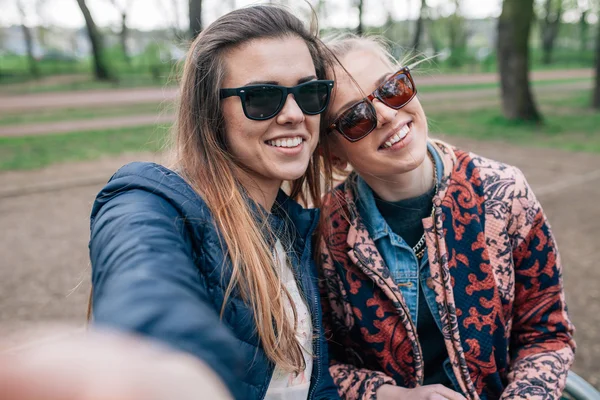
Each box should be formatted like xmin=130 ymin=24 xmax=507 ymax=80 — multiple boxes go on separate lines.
xmin=376 ymin=384 xmax=405 ymax=398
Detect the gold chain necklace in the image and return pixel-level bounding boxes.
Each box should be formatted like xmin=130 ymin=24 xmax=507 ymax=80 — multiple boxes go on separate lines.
xmin=414 ymin=154 xmax=438 ymax=259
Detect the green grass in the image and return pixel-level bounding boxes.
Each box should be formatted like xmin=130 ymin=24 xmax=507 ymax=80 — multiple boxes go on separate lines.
xmin=0 ymin=75 xmax=175 ymax=95
xmin=428 ymin=90 xmax=600 ymax=153
xmin=418 ymin=77 xmax=592 ymax=93
xmin=1 ymin=91 xmax=598 ymax=172
xmin=0 ymin=103 xmax=171 ymax=126
xmin=0 ymin=124 xmax=169 ymax=171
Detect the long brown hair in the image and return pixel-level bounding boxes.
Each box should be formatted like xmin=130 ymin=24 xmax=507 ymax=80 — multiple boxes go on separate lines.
xmin=171 ymin=5 xmax=333 ymax=373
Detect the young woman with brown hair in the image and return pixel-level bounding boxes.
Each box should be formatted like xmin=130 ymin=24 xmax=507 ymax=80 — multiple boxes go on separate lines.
xmin=88 ymin=6 xmax=338 ymax=400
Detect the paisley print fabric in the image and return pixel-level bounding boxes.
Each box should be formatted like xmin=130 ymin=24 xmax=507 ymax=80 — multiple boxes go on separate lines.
xmin=318 ymin=141 xmax=575 ymax=400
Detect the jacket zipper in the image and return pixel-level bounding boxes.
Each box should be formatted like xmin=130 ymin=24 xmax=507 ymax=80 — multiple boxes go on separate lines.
xmin=308 ymin=286 xmax=321 ymax=400
xmin=305 ymin=238 xmax=321 ymax=400
xmin=259 ymin=362 xmax=275 ymax=399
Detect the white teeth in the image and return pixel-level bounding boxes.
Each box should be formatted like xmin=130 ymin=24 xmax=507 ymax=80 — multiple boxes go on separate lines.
xmin=267 ymin=136 xmax=304 ymax=148
xmin=382 ymin=124 xmax=411 ymax=149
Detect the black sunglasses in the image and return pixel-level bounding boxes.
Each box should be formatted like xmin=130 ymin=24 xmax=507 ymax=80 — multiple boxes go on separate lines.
xmin=220 ymin=80 xmax=334 ymax=121
xmin=328 ymin=68 xmax=417 ymax=142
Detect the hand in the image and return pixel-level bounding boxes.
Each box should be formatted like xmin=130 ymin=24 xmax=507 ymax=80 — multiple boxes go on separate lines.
xmin=0 ymin=329 xmax=232 ymax=400
xmin=377 ymin=384 xmax=467 ymax=400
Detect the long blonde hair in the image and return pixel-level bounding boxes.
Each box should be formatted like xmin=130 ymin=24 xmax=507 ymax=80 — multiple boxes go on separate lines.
xmin=171 ymin=5 xmax=333 ymax=373
xmin=318 ymin=34 xmax=433 ymax=182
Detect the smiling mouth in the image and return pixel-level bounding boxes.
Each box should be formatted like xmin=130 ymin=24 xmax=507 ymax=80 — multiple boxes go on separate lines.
xmin=380 ymin=123 xmax=412 ymax=150
xmin=266 ymin=136 xmax=304 ymax=148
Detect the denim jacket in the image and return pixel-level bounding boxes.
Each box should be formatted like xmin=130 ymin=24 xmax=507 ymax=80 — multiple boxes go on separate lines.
xmin=355 ymin=143 xmax=459 ymax=390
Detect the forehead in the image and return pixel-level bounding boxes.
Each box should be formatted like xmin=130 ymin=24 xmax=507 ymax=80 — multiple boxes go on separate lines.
xmin=222 ymin=36 xmax=316 ymax=87
xmin=331 ymin=49 xmax=395 ymax=111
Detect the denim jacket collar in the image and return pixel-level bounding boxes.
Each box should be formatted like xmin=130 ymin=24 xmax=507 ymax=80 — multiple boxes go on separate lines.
xmin=355 ymin=142 xmax=444 ymax=242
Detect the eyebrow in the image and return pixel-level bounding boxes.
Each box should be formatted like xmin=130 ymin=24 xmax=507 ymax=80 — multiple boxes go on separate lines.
xmin=244 ymin=75 xmax=318 ymax=86
xmin=337 ymin=72 xmax=392 ymax=112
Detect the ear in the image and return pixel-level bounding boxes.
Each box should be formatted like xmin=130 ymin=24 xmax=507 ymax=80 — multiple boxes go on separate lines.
xmin=319 ymin=134 xmax=349 ymax=169
xmin=330 ymin=154 xmax=349 ymax=170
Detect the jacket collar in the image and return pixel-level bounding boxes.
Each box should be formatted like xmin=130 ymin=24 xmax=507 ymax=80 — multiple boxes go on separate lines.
xmin=343 ymin=140 xmax=453 ymax=239
xmin=247 ymin=188 xmax=320 ymax=245
xmin=354 ymin=141 xmax=446 ymax=242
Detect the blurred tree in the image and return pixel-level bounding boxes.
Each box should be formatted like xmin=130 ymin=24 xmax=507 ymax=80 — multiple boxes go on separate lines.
xmin=189 ymin=0 xmax=203 ymax=39
xmin=578 ymin=0 xmax=590 ymax=53
xmin=539 ymin=0 xmax=563 ymax=64
xmin=16 ymin=0 xmax=39 ymax=77
xmin=76 ymin=0 xmax=112 ymax=80
xmin=594 ymin=7 xmax=600 ymax=108
xmin=75 ymin=0 xmax=112 ymax=80
xmin=426 ymin=4 xmax=442 ymax=54
xmin=412 ymin=0 xmax=428 ymax=51
xmin=107 ymin=0 xmax=134 ymax=64
xmin=447 ymin=0 xmax=467 ymax=67
xmin=34 ymin=0 xmax=49 ymax=50
xmin=155 ymin=0 xmax=183 ymax=39
xmin=355 ymin=0 xmax=364 ymax=35
xmin=498 ymin=0 xmax=542 ymax=121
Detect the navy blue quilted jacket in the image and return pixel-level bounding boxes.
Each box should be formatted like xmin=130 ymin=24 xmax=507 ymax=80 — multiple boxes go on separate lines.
xmin=89 ymin=162 xmax=340 ymax=400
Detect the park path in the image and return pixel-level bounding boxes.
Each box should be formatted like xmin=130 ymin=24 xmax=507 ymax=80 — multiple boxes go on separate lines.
xmin=0 ymin=68 xmax=592 ymax=112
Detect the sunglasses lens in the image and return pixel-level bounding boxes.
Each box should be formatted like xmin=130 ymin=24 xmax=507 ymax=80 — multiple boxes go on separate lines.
xmin=296 ymin=82 xmax=330 ymax=114
xmin=379 ymin=72 xmax=415 ymax=108
xmin=244 ymin=87 xmax=284 ymax=119
xmin=337 ymin=102 xmax=377 ymax=140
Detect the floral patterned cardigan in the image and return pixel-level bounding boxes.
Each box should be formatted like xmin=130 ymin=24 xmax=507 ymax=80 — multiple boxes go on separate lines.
xmin=318 ymin=141 xmax=576 ymax=400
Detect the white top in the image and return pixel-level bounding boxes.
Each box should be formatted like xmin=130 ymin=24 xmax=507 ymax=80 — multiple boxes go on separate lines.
xmin=264 ymin=239 xmax=313 ymax=400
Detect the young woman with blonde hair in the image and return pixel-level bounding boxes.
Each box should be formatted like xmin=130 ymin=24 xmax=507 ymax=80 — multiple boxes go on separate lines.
xmin=317 ymin=35 xmax=575 ymax=400
xmin=88 ymin=6 xmax=339 ymax=400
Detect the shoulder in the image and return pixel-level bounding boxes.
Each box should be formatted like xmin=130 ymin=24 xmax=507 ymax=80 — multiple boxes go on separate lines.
xmin=445 ymin=147 xmax=540 ymax=232
xmin=448 ymin=148 xmax=525 ymax=197
xmin=90 ymin=162 xmax=212 ymax=226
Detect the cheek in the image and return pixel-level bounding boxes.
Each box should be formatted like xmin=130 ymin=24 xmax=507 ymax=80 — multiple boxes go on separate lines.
xmin=407 ymin=98 xmax=426 ymax=119
xmin=306 ymin=116 xmax=320 ymax=151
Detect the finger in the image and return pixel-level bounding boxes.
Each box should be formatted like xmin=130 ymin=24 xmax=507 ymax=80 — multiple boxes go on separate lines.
xmin=0 ymin=357 xmax=77 ymax=400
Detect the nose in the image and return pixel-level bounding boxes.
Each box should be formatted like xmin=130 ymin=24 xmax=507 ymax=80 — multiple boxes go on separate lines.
xmin=372 ymin=98 xmax=397 ymax=127
xmin=276 ymin=94 xmax=305 ymax=125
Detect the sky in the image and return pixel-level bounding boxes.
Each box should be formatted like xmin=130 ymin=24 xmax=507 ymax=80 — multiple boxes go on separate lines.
xmin=0 ymin=0 xmax=502 ymax=31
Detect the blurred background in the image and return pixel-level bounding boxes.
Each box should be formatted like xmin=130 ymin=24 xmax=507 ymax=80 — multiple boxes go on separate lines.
xmin=0 ymin=0 xmax=599 ymax=391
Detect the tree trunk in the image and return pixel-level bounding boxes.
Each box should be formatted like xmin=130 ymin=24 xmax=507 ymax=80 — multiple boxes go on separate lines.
xmin=356 ymin=0 xmax=364 ymax=35
xmin=580 ymin=9 xmax=589 ymax=54
xmin=412 ymin=0 xmax=427 ymax=51
xmin=426 ymin=18 xmax=441 ymax=54
xmin=447 ymin=0 xmax=466 ymax=67
xmin=189 ymin=0 xmax=203 ymax=39
xmin=17 ymin=0 xmax=39 ymax=77
xmin=540 ymin=0 xmax=563 ymax=65
xmin=76 ymin=0 xmax=111 ymax=80
xmin=497 ymin=0 xmax=542 ymax=122
xmin=593 ymin=22 xmax=600 ymax=109
xmin=120 ymin=12 xmax=130 ymax=64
